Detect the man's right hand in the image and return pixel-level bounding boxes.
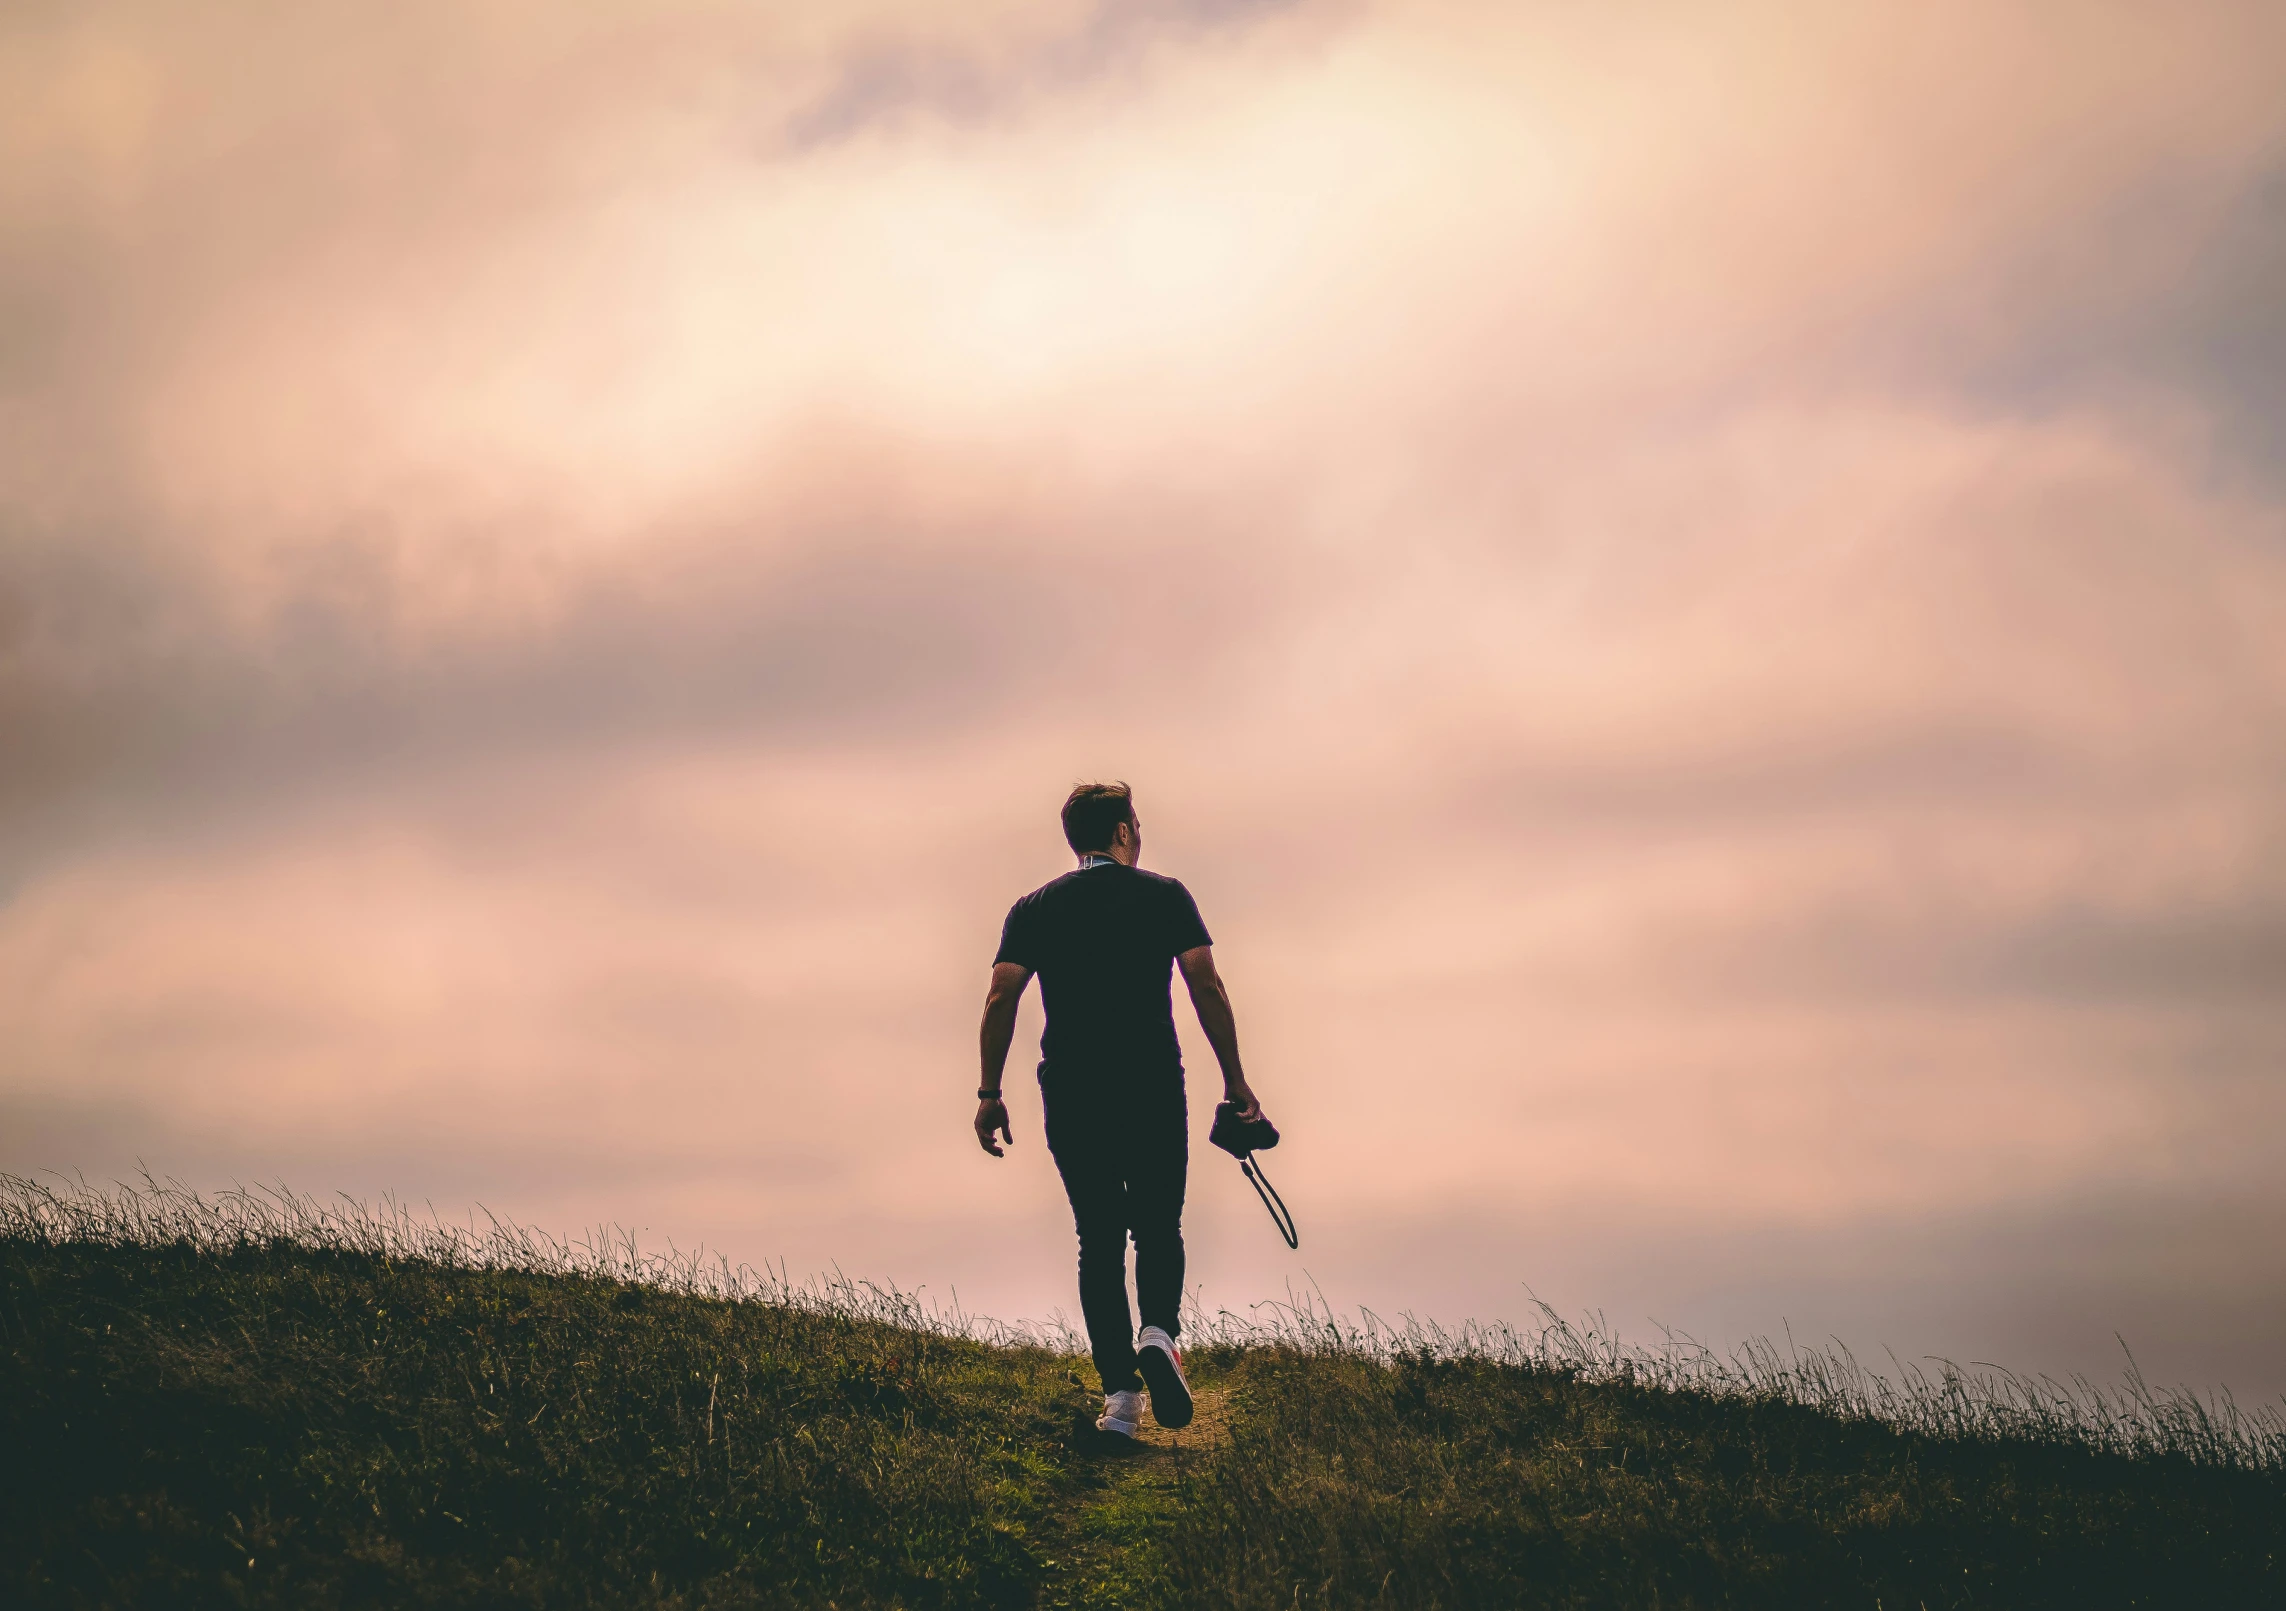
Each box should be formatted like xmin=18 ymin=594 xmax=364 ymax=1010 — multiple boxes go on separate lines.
xmin=975 ymin=1097 xmax=1014 ymax=1157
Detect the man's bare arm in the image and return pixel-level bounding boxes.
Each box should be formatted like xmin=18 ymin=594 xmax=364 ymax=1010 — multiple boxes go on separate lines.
xmin=1177 ymin=945 xmax=1259 ymax=1117
xmin=975 ymin=962 xmax=1032 ymax=1156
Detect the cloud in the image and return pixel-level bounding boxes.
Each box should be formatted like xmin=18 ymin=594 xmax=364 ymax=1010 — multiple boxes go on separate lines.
xmin=3 ymin=0 xmax=2285 ymax=1398
xmin=1858 ymin=157 xmax=2286 ymax=490
xmin=783 ymin=0 xmax=1316 ymax=148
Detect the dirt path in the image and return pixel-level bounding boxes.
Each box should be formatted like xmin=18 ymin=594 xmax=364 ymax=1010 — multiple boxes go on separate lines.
xmin=1125 ymin=1383 xmax=1232 ymax=1460
xmin=1035 ymin=1385 xmax=1232 ymax=1608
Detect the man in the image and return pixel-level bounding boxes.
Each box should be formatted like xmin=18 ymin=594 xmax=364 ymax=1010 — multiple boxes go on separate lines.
xmin=975 ymin=781 xmax=1263 ymax=1439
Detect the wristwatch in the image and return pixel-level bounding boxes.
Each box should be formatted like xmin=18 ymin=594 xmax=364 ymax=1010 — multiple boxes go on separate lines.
xmin=977 ymin=1088 xmax=1003 ymax=1101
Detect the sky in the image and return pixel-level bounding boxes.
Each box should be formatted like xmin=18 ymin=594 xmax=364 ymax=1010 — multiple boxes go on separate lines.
xmin=5 ymin=0 xmax=2284 ymax=1400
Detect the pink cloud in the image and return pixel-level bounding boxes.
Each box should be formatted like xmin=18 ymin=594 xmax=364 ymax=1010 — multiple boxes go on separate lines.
xmin=4 ymin=0 xmax=2285 ymax=1396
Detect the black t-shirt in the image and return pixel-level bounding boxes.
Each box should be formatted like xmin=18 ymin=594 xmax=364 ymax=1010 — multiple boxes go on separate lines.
xmin=994 ymin=863 xmax=1212 ymax=1071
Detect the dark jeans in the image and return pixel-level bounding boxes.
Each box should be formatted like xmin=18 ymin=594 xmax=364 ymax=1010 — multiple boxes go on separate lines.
xmin=1039 ymin=1061 xmax=1188 ymax=1395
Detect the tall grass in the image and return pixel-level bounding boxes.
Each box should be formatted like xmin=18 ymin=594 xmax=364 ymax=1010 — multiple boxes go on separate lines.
xmin=0 ymin=1169 xmax=1057 ymax=1344
xmin=12 ymin=1171 xmax=2273 ymax=1472
xmin=1153 ymin=1294 xmax=2286 ymax=1609
xmin=3 ymin=1171 xmax=1100 ymax=1608
xmin=1183 ymin=1290 xmax=2286 ymax=1474
xmin=8 ymin=1171 xmax=2283 ymax=1608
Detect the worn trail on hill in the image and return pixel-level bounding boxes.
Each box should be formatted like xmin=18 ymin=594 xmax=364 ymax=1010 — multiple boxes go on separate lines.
xmin=1036 ymin=1385 xmax=1231 ymax=1608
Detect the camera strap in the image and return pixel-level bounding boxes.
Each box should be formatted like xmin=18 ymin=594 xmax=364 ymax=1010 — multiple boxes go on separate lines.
xmin=1237 ymin=1151 xmax=1298 ymax=1249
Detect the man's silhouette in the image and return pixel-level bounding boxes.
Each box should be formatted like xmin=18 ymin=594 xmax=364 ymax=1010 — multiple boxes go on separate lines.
xmin=975 ymin=781 xmax=1262 ymax=1437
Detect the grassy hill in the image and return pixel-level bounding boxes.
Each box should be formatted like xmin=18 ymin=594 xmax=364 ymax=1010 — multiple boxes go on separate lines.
xmin=5 ymin=1177 xmax=2282 ymax=1609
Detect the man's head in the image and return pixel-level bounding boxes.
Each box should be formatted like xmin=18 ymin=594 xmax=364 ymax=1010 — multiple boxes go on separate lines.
xmin=1062 ymin=781 xmax=1139 ymax=861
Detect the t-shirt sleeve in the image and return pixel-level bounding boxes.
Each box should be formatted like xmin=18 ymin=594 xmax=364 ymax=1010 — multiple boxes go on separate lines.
xmin=1164 ymin=879 xmax=1212 ymax=956
xmin=993 ymin=899 xmax=1039 ymax=971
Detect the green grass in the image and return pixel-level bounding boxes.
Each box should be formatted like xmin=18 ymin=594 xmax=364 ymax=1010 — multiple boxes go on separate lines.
xmin=5 ymin=1176 xmax=2282 ymax=1608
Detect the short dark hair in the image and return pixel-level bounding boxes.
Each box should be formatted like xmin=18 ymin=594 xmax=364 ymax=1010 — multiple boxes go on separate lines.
xmin=1061 ymin=781 xmax=1135 ymax=853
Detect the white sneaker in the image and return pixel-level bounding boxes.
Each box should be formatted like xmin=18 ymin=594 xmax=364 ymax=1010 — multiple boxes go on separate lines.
xmin=1136 ymin=1325 xmax=1194 ymax=1428
xmin=1096 ymin=1388 xmax=1142 ymax=1437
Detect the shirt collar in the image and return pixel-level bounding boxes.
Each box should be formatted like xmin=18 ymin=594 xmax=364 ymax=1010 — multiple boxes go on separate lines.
xmin=1077 ymin=853 xmax=1122 ymax=870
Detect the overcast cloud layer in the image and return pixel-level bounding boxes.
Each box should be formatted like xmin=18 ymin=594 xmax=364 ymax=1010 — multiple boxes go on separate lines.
xmin=5 ymin=0 xmax=2285 ymax=1398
